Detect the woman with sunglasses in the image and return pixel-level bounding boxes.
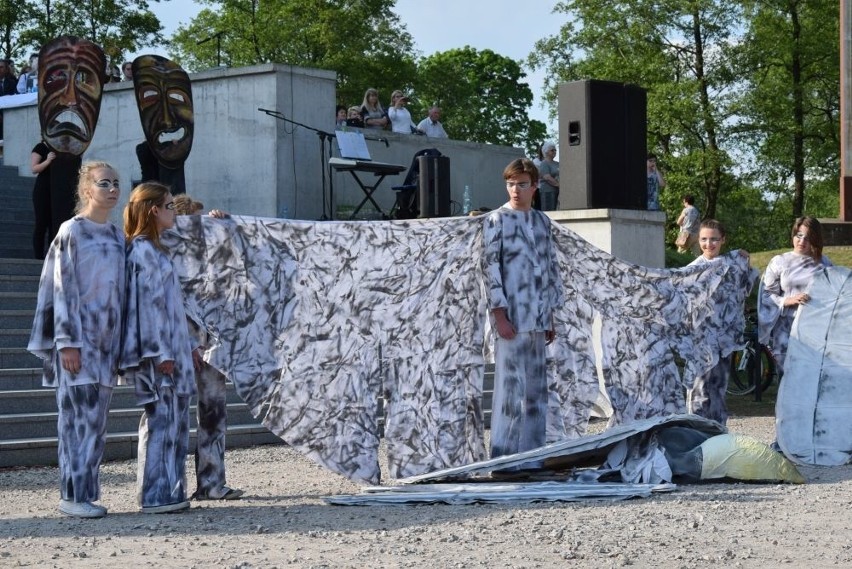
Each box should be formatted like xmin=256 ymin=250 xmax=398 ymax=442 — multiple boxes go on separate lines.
xmin=758 ymin=216 xmax=833 ymax=373
xmin=121 ymin=183 xmax=198 ymax=514
xmin=28 ymin=162 xmax=125 ymax=518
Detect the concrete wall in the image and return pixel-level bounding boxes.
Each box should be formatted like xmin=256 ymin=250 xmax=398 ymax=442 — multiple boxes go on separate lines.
xmin=3 ymin=64 xmax=522 ymax=223
xmin=549 ymin=208 xmax=666 ymax=268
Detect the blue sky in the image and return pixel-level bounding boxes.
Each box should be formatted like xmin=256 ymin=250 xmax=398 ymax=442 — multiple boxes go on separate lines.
xmin=141 ymin=0 xmax=565 ymax=134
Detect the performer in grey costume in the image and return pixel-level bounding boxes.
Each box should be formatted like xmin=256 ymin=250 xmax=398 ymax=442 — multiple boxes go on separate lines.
xmin=482 ymin=158 xmax=563 ymax=462
xmin=28 ymin=162 xmax=124 ymax=518
xmin=758 ymin=216 xmax=832 ymax=373
xmin=171 ymin=195 xmax=243 ymax=500
xmin=120 ymin=183 xmax=197 ymax=514
xmin=686 ymin=219 xmax=757 ymax=425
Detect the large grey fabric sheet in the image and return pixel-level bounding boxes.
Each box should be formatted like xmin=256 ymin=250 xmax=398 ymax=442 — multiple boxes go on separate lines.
xmin=162 ymin=216 xmax=747 ymax=484
xmin=776 ymin=267 xmax=852 ymax=466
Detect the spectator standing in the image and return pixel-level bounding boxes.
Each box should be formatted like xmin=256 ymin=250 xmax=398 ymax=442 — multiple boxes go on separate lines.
xmin=387 ymin=90 xmax=417 ymax=134
xmin=346 ymin=106 xmax=364 ymax=128
xmin=482 ymin=158 xmax=563 ymax=466
xmin=647 ymin=153 xmax=666 ymax=211
xmin=416 ymin=106 xmax=449 ymax=138
xmin=122 ymin=61 xmax=133 ymax=82
xmin=335 ymin=105 xmax=347 ymax=128
xmin=0 ymin=59 xmax=16 ymax=95
xmin=537 ymin=141 xmax=560 ymax=211
xmin=360 ymin=88 xmax=388 ymax=130
xmin=16 ymin=53 xmax=38 ymax=93
xmin=27 ymin=161 xmax=125 ymax=518
xmin=675 ymin=194 xmax=701 ymax=256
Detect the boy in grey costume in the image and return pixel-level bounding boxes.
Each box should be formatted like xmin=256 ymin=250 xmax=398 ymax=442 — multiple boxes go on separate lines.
xmin=482 ymin=158 xmax=564 ymax=463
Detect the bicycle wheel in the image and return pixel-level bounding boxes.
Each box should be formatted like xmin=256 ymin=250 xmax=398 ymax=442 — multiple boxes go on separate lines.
xmin=753 ymin=345 xmax=778 ymax=393
xmin=727 ymin=348 xmax=756 ymax=395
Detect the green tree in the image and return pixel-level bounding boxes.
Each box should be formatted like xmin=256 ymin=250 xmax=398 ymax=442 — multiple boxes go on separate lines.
xmin=735 ymin=0 xmax=839 ymax=221
xmin=169 ymin=0 xmax=417 ymax=108
xmin=414 ymin=46 xmax=545 ymax=151
xmin=528 ymin=0 xmax=744 ymax=221
xmin=12 ymin=0 xmax=163 ymax=63
xmin=0 ymin=0 xmax=34 ymax=60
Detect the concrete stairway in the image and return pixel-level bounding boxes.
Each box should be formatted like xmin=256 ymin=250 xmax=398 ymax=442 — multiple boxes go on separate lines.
xmin=0 ymin=161 xmax=35 ymax=259
xmin=0 ymin=160 xmax=497 ymax=468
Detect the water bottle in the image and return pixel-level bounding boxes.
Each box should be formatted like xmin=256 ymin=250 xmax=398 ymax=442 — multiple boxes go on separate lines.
xmin=463 ymin=185 xmax=472 ymax=214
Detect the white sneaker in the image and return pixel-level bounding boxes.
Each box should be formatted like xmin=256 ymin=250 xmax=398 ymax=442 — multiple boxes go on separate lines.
xmin=58 ymin=499 xmax=107 ymax=518
xmin=141 ymin=500 xmax=191 ymax=514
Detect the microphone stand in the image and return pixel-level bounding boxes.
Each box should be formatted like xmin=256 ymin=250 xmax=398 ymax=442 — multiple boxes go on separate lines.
xmin=258 ymin=108 xmax=391 ymax=220
xmin=259 ymin=108 xmax=335 ymax=220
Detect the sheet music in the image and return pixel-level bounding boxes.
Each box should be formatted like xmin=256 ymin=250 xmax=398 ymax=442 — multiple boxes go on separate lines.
xmin=335 ymin=131 xmax=372 ymax=161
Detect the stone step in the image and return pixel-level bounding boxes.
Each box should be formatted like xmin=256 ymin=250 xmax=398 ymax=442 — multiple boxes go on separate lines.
xmin=0 ymin=347 xmax=39 ymax=369
xmin=0 ymin=423 xmax=282 ymax=468
xmin=0 ymin=367 xmax=42 ymax=390
xmin=0 ymin=274 xmax=40 ymax=293
xmin=0 ymin=311 xmax=36 ymax=330
xmin=0 ymin=258 xmax=43 ymax=276
xmin=0 ymin=195 xmax=33 ymax=211
xmin=0 ymin=291 xmax=37 ymax=311
xmin=0 ymin=247 xmax=34 ymax=260
xmin=0 ymin=384 xmax=248 ymax=414
xmin=0 ymin=219 xmax=34 ymax=236
xmin=0 ymin=208 xmax=35 ymax=222
xmin=0 ymin=329 xmax=31 ymax=348
xmin=0 ymin=401 xmax=260 ymax=441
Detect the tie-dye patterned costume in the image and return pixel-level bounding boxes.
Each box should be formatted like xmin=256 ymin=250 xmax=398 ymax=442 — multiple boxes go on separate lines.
xmin=188 ymin=320 xmax=233 ymax=498
xmin=120 ymin=236 xmax=197 ymax=508
xmin=685 ymin=253 xmax=757 ymax=424
xmin=482 ymin=206 xmax=563 ymax=460
xmin=161 ymin=215 xmax=750 ymax=485
xmin=28 ymin=217 xmax=125 ymax=504
xmin=758 ymin=252 xmax=832 ymax=372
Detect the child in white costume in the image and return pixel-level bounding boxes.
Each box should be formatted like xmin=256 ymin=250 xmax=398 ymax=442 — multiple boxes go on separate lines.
xmin=120 ymin=183 xmax=198 ymax=514
xmin=28 ymin=162 xmax=125 ymax=518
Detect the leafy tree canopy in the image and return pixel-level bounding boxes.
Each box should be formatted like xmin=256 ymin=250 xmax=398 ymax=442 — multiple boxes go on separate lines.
xmin=414 ymin=46 xmax=545 ymax=151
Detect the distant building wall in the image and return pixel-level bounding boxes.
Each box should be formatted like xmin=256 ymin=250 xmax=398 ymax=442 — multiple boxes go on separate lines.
xmin=3 ymin=63 xmax=522 ymax=224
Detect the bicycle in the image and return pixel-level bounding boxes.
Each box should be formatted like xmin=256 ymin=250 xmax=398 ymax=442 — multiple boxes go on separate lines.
xmin=727 ymin=310 xmax=779 ymax=397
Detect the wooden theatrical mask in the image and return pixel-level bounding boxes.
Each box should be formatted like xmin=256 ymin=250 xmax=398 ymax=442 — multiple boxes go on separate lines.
xmin=38 ymin=36 xmax=107 ymax=156
xmin=132 ymin=55 xmax=194 ymax=168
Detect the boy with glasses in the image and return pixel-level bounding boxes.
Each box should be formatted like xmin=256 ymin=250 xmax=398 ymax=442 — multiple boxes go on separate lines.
xmin=482 ymin=158 xmax=563 ymax=469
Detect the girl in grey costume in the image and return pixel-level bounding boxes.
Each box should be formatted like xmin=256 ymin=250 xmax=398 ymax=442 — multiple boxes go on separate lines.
xmin=28 ymin=162 xmax=124 ymax=518
xmin=120 ymin=183 xmax=197 ymax=513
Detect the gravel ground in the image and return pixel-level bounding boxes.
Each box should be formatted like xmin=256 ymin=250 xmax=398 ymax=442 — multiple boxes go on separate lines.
xmin=3 ymin=415 xmax=852 ymax=568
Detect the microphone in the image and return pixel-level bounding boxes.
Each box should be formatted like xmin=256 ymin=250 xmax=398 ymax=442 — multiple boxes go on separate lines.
xmin=380 ymin=137 xmax=389 ymax=148
xmin=258 ymin=108 xmax=285 ymax=119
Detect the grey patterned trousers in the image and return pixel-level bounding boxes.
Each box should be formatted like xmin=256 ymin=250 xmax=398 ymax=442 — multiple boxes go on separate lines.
xmin=194 ymin=363 xmax=229 ymax=496
xmin=56 ymin=382 xmax=113 ymax=503
xmin=688 ymin=354 xmax=732 ymax=426
xmin=136 ymin=388 xmax=191 ymax=507
xmin=490 ymin=332 xmax=547 ymax=463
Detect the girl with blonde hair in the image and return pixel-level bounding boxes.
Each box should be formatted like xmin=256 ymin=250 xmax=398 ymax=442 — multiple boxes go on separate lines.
xmin=28 ymin=161 xmax=125 ymax=518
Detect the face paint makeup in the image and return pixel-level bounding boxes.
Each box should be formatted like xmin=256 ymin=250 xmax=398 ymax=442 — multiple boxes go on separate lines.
xmin=132 ymin=55 xmax=194 ymax=168
xmin=38 ymin=36 xmax=107 ymax=156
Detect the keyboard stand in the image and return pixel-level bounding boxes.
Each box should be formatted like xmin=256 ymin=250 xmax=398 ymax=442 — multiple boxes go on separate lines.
xmin=329 ymin=158 xmax=406 ymax=219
